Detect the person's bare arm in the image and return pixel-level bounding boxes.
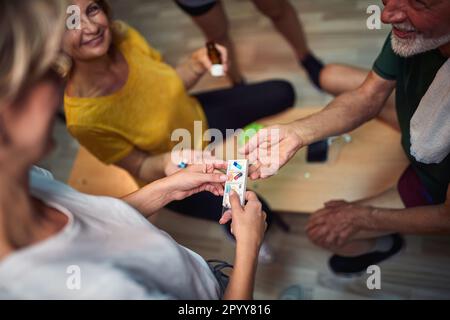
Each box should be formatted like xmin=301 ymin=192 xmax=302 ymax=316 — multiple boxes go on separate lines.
xmin=366 ymin=184 xmax=450 ymax=234
xmin=175 ymin=58 xmax=207 ymax=91
xmin=220 ymin=192 xmax=267 ymax=300
xmin=243 ymin=71 xmax=397 ymax=179
xmin=117 ymin=148 xmax=219 ymax=183
xmin=223 ymin=242 xmax=259 ymax=300
xmin=122 ymin=167 xmax=227 ymax=219
xmin=121 ymin=178 xmax=170 ymax=218
xmin=292 ymin=71 xmax=396 ymax=145
xmin=307 ymin=184 xmax=450 ymax=247
xmin=117 ymin=148 xmax=168 ymax=183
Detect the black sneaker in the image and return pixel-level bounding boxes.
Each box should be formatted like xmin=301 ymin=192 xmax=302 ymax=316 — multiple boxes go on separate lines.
xmin=329 ymin=234 xmax=405 ymax=276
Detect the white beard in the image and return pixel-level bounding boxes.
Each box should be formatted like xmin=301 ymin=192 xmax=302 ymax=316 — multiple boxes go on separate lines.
xmin=391 ymin=23 xmax=450 ymax=58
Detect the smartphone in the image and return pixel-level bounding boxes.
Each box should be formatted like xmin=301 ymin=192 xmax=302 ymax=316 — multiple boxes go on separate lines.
xmin=307 ymin=140 xmax=329 ymax=163
xmin=222 ymin=159 xmax=249 ymax=213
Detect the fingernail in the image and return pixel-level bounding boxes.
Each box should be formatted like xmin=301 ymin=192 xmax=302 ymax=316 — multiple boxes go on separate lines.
xmin=220 ymin=175 xmax=227 ymax=181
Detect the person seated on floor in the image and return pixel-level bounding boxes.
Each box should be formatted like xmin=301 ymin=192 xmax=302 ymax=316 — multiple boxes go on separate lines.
xmin=239 ymin=0 xmax=450 ymax=275
xmin=59 ymin=0 xmax=296 ymax=262
xmin=173 ymin=0 xmax=324 ymax=88
xmin=318 ymin=64 xmax=400 ymax=131
xmin=174 ymin=0 xmax=400 ymax=132
xmin=0 ymin=0 xmax=267 ymax=300
xmin=175 ymin=0 xmax=399 ymax=129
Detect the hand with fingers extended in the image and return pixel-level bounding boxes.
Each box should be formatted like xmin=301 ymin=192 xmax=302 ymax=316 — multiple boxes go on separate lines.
xmin=123 ymin=162 xmax=228 ymax=218
xmin=162 ymin=162 xmax=228 ymax=201
xmin=220 ymin=191 xmax=267 ymax=250
xmin=239 ymin=124 xmax=303 ymax=180
xmin=164 ymin=149 xmax=222 ymax=177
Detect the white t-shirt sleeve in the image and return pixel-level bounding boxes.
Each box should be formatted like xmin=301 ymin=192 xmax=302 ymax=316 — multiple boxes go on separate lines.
xmin=31 ymin=166 xmax=55 ymax=180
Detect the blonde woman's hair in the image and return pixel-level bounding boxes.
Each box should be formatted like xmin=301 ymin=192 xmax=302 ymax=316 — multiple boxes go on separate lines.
xmin=54 ymin=0 xmax=127 ymax=79
xmin=0 ymin=0 xmax=67 ymax=105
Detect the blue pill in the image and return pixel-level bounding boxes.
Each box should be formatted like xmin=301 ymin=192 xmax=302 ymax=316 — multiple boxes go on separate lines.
xmin=233 ymin=161 xmax=242 ymax=170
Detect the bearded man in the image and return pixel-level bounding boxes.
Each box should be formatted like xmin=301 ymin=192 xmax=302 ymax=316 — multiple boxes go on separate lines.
xmin=241 ymin=0 xmax=450 ymax=275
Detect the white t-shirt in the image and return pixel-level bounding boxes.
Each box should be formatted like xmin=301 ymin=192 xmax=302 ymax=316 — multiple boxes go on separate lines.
xmin=0 ymin=167 xmax=220 ymax=300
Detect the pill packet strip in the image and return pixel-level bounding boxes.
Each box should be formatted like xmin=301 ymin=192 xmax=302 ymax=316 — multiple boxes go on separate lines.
xmin=222 ymin=159 xmax=248 ymax=216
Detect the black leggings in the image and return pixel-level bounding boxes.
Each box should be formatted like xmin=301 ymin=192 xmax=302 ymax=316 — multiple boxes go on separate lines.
xmin=166 ymin=80 xmax=295 ymax=228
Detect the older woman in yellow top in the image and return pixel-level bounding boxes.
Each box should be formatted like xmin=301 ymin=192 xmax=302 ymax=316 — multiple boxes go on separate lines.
xmin=61 ymin=0 xmax=295 ymax=250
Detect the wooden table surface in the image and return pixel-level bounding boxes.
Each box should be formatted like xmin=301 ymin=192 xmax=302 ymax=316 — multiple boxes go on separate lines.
xmin=68 ymin=107 xmax=409 ymax=213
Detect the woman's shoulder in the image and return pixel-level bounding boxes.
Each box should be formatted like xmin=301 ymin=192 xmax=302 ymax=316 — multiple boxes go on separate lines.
xmin=113 ymin=20 xmax=136 ymax=43
xmin=114 ymin=20 xmax=162 ymax=61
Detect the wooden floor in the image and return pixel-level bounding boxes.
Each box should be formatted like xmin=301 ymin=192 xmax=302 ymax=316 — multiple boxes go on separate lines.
xmin=157 ymin=210 xmax=450 ymax=300
xmin=108 ymin=0 xmax=391 ymax=107
xmin=48 ymin=0 xmax=450 ymax=299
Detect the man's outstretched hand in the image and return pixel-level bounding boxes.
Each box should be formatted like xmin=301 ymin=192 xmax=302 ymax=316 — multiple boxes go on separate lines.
xmin=239 ymin=124 xmax=303 ymax=180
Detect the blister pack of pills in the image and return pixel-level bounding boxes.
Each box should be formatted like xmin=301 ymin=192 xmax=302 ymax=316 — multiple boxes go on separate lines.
xmin=222 ymin=159 xmax=248 ymax=214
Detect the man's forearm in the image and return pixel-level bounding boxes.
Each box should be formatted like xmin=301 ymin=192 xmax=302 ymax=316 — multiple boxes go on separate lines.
xmin=290 ymin=71 xmax=395 ymax=146
xmin=366 ymin=205 xmax=450 ymax=235
xmin=291 ymin=89 xmax=379 ymax=146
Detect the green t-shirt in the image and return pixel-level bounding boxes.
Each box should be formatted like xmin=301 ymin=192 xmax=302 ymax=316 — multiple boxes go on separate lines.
xmin=373 ymin=34 xmax=450 ymax=204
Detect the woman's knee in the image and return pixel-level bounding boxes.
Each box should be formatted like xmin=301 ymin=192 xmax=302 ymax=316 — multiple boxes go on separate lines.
xmin=265 ymin=80 xmax=296 ymax=111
